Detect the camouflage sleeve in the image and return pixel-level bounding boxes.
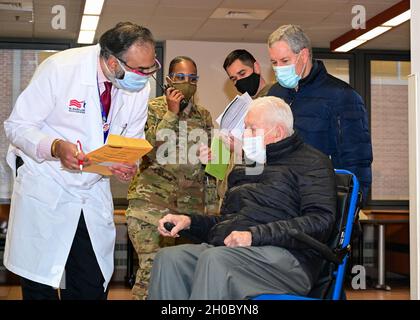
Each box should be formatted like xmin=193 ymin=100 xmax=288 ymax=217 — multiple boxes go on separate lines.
xmin=155 ymin=110 xmax=180 ymax=163
xmin=202 ymin=109 xmax=220 ymax=215
xmin=156 ymin=110 xmax=180 ymax=134
xmin=144 ymin=98 xmax=180 ymax=163
xmin=204 ymin=109 xmax=214 ymax=145
xmin=142 ymin=102 xmax=162 ymax=162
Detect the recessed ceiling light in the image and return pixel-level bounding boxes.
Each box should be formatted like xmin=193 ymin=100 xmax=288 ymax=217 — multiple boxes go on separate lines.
xmin=78 ymin=30 xmax=96 ymax=44
xmin=334 ymin=40 xmax=367 ymax=52
xmin=383 ymin=10 xmax=411 ymax=27
xmin=84 ymin=0 xmax=104 ymax=15
xmin=80 ymin=15 xmax=100 ymax=31
xmin=356 ymin=26 xmax=391 ymax=41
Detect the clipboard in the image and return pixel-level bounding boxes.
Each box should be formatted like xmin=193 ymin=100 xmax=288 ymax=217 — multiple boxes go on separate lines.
xmin=82 ymin=134 xmax=153 ymax=175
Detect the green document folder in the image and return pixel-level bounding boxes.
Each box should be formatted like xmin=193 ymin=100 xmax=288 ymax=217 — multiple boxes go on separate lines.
xmin=205 ymin=137 xmax=231 ymax=180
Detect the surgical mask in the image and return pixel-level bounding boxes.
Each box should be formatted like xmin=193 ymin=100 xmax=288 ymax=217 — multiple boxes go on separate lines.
xmin=235 ymin=72 xmax=260 ymax=96
xmin=273 ymin=53 xmax=305 ymax=89
xmin=172 ymin=82 xmax=197 ymax=101
xmin=242 ymin=127 xmax=275 ymax=164
xmin=110 ymin=59 xmax=150 ymax=92
xmin=243 ymin=135 xmax=265 ymax=164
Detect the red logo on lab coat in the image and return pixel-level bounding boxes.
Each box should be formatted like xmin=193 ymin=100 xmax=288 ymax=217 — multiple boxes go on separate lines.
xmin=69 ymin=99 xmax=85 ymax=108
xmin=68 ymin=99 xmax=86 ymax=114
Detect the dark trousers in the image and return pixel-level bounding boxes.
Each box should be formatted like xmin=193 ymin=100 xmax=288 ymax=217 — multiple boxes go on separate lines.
xmin=20 ymin=212 xmax=108 ymax=300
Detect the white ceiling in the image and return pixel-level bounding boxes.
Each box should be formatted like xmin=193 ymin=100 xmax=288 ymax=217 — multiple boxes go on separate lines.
xmin=0 ymin=0 xmax=83 ymax=39
xmin=0 ymin=0 xmax=410 ymax=50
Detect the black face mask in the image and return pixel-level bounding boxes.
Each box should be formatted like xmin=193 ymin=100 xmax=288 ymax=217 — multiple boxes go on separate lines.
xmin=234 ymin=72 xmax=261 ymax=96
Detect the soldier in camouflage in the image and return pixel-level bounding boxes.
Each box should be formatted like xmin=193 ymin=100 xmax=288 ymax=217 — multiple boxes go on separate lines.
xmin=126 ymin=56 xmax=219 ymax=300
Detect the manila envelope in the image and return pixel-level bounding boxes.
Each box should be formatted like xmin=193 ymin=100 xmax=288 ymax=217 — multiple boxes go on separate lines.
xmin=83 ymin=134 xmax=153 ymax=175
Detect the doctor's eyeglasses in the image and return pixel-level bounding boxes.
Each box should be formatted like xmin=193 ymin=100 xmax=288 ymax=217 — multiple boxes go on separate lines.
xmin=117 ymin=57 xmax=161 ymax=76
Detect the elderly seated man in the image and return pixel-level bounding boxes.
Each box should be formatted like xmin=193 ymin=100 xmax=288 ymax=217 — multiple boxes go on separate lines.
xmin=148 ymin=96 xmax=337 ymax=300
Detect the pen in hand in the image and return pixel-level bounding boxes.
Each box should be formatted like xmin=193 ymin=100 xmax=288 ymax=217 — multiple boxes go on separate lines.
xmin=76 ymin=140 xmax=83 ymax=172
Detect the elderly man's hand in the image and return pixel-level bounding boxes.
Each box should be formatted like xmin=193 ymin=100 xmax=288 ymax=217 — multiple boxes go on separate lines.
xmin=158 ymin=214 xmax=191 ymax=238
xmin=224 ymin=231 xmax=252 ymax=247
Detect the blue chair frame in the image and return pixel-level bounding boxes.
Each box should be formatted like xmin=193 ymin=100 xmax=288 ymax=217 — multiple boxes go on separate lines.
xmin=253 ymin=169 xmax=361 ymax=300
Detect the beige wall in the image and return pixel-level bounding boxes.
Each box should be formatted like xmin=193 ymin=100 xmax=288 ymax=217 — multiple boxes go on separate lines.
xmin=371 ymin=81 xmax=409 ymax=201
xmin=164 ymin=40 xmax=275 ymax=124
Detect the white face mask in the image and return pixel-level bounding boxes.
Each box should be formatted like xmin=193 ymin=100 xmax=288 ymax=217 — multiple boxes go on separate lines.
xmin=242 ymin=127 xmax=275 ymax=164
xmin=242 ymin=135 xmax=266 ymax=164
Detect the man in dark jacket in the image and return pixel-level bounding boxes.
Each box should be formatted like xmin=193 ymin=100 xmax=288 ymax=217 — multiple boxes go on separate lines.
xmin=267 ymin=25 xmax=372 ymax=202
xmin=148 ymin=96 xmax=337 ymax=300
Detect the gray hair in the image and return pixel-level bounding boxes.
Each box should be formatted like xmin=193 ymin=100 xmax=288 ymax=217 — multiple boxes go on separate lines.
xmin=268 ymin=24 xmax=312 ymax=59
xmin=249 ymin=96 xmax=294 ymax=137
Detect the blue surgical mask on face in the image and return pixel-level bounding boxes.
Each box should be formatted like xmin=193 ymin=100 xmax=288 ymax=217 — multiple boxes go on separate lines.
xmin=112 ymin=59 xmax=149 ymax=92
xmin=273 ymin=53 xmax=304 ymax=89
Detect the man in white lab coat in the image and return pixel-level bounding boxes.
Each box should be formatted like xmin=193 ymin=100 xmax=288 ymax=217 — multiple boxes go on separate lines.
xmin=3 ymin=22 xmax=159 ymax=300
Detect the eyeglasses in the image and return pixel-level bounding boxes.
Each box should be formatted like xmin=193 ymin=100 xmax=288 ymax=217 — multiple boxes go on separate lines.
xmin=168 ymin=73 xmax=199 ymax=84
xmin=117 ymin=57 xmax=161 ymax=76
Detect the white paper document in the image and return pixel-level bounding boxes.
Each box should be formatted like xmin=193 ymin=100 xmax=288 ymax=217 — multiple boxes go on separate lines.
xmin=216 ymin=92 xmax=252 ymax=139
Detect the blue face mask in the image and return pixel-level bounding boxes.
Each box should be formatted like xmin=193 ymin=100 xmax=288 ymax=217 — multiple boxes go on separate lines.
xmin=112 ymin=59 xmax=150 ymax=92
xmin=273 ymin=53 xmax=305 ymax=89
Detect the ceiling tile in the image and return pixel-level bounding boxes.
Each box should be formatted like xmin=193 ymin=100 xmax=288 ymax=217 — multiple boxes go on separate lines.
xmin=33 ymin=0 xmax=82 ymax=39
xmin=279 ymin=0 xmax=350 ymax=13
xmin=0 ymin=0 xmax=409 ymax=50
xmin=159 ymin=0 xmax=223 ymax=9
xmin=0 ymin=22 xmax=32 ymax=38
xmin=154 ymin=6 xmax=216 ymax=18
xmin=267 ymin=10 xmax=329 ymax=24
xmin=220 ymin=0 xmax=288 ymax=10
xmin=103 ymin=0 xmax=160 ymax=7
xmin=196 ymin=19 xmax=260 ymax=35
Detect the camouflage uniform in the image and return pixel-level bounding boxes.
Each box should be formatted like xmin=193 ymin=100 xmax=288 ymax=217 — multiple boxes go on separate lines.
xmin=126 ymin=96 xmax=219 ymax=300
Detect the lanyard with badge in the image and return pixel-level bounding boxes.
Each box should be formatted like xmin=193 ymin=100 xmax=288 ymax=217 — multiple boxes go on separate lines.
xmin=97 ymin=77 xmax=110 ymax=143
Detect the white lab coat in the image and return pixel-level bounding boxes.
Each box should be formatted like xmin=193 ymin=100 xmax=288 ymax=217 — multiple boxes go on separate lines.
xmin=3 ymin=44 xmax=150 ymax=290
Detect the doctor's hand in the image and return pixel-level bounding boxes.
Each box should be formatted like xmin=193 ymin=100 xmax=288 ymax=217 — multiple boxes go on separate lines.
xmin=224 ymin=231 xmax=252 ymax=248
xmin=109 ymin=163 xmax=137 ymax=182
xmin=55 ymin=140 xmax=90 ymax=171
xmin=165 ymin=87 xmax=184 ymax=114
xmin=158 ymin=214 xmax=191 ymax=238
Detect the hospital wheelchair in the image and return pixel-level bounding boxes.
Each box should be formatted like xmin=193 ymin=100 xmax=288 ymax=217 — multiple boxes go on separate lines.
xmin=165 ymin=169 xmax=362 ymax=300
xmin=253 ymin=169 xmax=362 ymax=300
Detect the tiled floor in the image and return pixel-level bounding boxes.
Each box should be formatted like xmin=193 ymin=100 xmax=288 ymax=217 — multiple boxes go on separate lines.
xmin=0 ymin=283 xmax=411 ymax=300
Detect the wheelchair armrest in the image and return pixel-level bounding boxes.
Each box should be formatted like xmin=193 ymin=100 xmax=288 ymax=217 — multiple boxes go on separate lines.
xmin=288 ymin=229 xmax=349 ymax=265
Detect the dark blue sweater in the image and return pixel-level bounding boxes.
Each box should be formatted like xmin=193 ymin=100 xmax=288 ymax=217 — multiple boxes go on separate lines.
xmin=267 ymin=60 xmax=372 ymax=202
